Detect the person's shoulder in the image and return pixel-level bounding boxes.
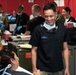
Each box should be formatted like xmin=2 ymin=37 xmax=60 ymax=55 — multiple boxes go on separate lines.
xmin=37 ymin=16 xmax=45 ymax=21
xmin=31 ymin=16 xmax=44 ymax=20
xmin=70 ymin=16 xmax=75 ymax=19
xmin=30 ymin=15 xmax=34 ymax=19
xmin=27 ymin=16 xmax=44 ymax=24
xmin=70 ymin=16 xmax=76 ymax=20
xmin=36 ymin=16 xmax=44 ymax=19
xmin=69 ymin=16 xmax=76 ymax=22
xmin=56 ymin=20 xmax=65 ymax=28
xmin=22 ymin=13 xmax=29 ymax=17
xmin=35 ymin=23 xmax=43 ymax=30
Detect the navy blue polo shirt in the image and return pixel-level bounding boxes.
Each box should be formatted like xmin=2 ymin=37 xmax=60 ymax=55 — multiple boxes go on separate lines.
xmin=29 ymin=21 xmax=68 ymax=72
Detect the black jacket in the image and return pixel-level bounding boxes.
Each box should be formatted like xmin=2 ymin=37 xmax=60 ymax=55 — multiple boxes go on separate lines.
xmin=26 ymin=16 xmax=45 ymax=34
xmin=16 ymin=13 xmax=29 ymax=26
xmin=67 ymin=16 xmax=76 ymax=22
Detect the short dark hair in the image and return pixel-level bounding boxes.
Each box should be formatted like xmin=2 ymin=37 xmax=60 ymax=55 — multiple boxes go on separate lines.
xmin=43 ymin=2 xmax=56 ymax=12
xmin=51 ymin=2 xmax=57 ymax=7
xmin=63 ymin=7 xmax=71 ymax=13
xmin=0 ymin=48 xmax=14 ymax=68
xmin=32 ymin=4 xmax=41 ymax=12
xmin=18 ymin=5 xmax=24 ymax=11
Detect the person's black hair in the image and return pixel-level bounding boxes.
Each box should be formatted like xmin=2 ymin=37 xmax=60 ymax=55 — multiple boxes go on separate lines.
xmin=0 ymin=48 xmax=14 ymax=68
xmin=63 ymin=7 xmax=71 ymax=13
xmin=18 ymin=5 xmax=24 ymax=11
xmin=51 ymin=1 xmax=57 ymax=7
xmin=43 ymin=2 xmax=56 ymax=12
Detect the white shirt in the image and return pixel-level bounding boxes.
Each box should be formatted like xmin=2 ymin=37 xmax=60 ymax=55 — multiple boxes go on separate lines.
xmin=16 ymin=66 xmax=33 ymax=75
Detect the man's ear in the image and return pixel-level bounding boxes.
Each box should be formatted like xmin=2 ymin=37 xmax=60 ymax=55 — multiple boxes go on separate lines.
xmin=10 ymin=58 xmax=15 ymax=64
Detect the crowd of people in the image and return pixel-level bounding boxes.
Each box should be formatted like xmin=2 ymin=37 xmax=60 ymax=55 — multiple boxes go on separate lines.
xmin=0 ymin=1 xmax=76 ymax=75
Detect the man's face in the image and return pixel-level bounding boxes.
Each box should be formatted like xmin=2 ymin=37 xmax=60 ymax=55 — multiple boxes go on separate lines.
xmin=17 ymin=9 xmax=21 ymax=13
xmin=32 ymin=9 xmax=36 ymax=16
xmin=62 ymin=9 xmax=69 ymax=18
xmin=32 ymin=9 xmax=38 ymax=17
xmin=17 ymin=7 xmax=23 ymax=13
xmin=44 ymin=9 xmax=57 ymax=26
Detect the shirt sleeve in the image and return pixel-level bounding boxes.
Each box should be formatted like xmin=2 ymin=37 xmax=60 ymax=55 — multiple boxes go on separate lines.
xmin=29 ymin=26 xmax=40 ymax=47
xmin=63 ymin=28 xmax=69 ymax=42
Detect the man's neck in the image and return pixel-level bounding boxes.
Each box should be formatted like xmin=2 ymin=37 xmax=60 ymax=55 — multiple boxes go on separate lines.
xmin=10 ymin=64 xmax=19 ymax=70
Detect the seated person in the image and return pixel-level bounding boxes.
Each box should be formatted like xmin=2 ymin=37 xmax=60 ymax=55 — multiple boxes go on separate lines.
xmin=0 ymin=45 xmax=33 ymax=75
xmin=0 ymin=43 xmax=41 ymax=75
xmin=7 ymin=11 xmax=16 ymax=34
xmin=8 ymin=11 xmax=16 ymax=23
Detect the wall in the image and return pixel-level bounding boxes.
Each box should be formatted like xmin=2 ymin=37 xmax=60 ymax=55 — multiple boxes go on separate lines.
xmin=0 ymin=0 xmax=76 ymax=18
xmin=0 ymin=0 xmax=53 ymax=15
xmin=64 ymin=0 xmax=76 ymax=18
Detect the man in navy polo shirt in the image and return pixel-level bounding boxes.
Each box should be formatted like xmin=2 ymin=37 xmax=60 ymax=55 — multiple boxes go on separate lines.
xmin=29 ymin=2 xmax=70 ymax=75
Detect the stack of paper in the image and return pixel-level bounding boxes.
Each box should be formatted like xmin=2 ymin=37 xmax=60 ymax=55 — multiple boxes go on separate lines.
xmin=18 ymin=44 xmax=32 ymax=48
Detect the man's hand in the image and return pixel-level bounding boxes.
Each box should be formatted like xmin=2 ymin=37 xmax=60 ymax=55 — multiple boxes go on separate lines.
xmin=33 ymin=70 xmax=41 ymax=75
xmin=64 ymin=68 xmax=70 ymax=75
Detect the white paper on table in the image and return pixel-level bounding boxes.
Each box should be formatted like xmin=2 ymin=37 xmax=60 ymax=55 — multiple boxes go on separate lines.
xmin=9 ymin=24 xmax=17 ymax=31
xmin=18 ymin=44 xmax=32 ymax=48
